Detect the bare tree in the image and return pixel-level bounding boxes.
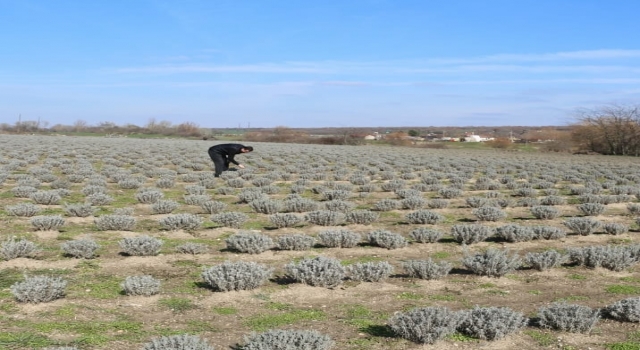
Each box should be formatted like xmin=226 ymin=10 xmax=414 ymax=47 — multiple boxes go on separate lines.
xmin=572 ymin=104 xmax=640 ymax=156
xmin=73 ymin=119 xmax=88 ymax=132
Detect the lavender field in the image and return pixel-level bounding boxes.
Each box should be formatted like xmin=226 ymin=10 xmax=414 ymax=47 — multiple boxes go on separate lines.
xmin=1 ymin=134 xmax=640 ymax=350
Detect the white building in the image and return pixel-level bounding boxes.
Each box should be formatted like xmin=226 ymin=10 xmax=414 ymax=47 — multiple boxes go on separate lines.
xmin=464 ymin=134 xmax=494 ymax=142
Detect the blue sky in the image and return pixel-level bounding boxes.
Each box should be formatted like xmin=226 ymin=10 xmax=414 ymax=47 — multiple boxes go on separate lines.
xmin=1 ymin=0 xmax=639 ymax=128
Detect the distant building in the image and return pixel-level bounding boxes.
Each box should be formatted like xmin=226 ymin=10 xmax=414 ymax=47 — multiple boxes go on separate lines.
xmin=463 ymin=133 xmax=494 ymax=142
xmin=364 ymin=131 xmax=382 ymax=140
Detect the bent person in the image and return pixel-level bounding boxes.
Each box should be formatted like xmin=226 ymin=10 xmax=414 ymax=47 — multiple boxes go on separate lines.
xmin=207 ymin=143 xmax=253 ymax=177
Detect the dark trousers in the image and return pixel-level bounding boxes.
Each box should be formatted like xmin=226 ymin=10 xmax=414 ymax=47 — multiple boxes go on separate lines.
xmin=208 ymin=149 xmax=229 ymax=177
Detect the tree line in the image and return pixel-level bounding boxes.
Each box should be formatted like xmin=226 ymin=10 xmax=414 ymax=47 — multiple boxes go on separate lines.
xmin=3 ymin=104 xmax=640 ymax=155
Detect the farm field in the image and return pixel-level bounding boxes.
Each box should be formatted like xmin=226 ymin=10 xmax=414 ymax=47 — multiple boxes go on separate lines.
xmin=1 ymin=134 xmax=640 ymax=350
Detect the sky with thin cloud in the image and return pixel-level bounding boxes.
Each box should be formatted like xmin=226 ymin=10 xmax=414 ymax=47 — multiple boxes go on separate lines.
xmin=1 ymin=1 xmax=639 ymax=128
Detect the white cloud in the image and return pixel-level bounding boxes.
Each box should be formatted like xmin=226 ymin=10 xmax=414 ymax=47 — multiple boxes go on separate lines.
xmin=108 ymin=49 xmax=640 ymax=78
xmin=113 ymin=63 xmax=331 ymax=74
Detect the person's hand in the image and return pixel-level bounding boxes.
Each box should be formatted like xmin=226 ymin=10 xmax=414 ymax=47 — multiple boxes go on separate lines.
xmin=238 ymin=164 xmax=245 ymax=169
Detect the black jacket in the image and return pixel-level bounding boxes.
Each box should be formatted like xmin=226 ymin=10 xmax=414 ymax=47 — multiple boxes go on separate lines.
xmin=208 ymin=143 xmax=247 ymax=165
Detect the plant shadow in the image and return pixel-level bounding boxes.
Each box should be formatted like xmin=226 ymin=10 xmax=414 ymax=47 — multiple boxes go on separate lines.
xmin=360 ymin=324 xmax=396 ymax=338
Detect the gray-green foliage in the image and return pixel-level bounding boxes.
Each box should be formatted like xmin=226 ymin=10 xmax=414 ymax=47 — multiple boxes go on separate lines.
xmin=563 ymin=217 xmax=601 ymax=235
xmin=216 ymin=186 xmax=234 ymax=195
xmin=225 ymin=232 xmax=274 ymax=254
xmin=118 ymin=178 xmax=143 ymax=189
xmin=345 ymin=209 xmax=379 ymax=225
xmin=30 ymin=190 xmax=61 ymax=205
xmin=250 ymin=198 xmax=284 ymax=214
xmin=427 ymin=198 xmax=449 ymax=209
xmin=121 ymin=275 xmax=161 ymax=296
xmin=180 ymin=173 xmax=199 ymax=183
xmin=285 ymin=256 xmax=345 ymax=288
xmin=185 ymin=184 xmax=207 ymax=195
xmin=403 ymin=259 xmax=452 ymax=280
xmin=579 ymin=194 xmax=616 ymax=205
xmin=284 ymin=197 xmax=319 ymax=212
xmin=451 ymin=224 xmax=493 ymax=244
xmin=183 ymin=194 xmax=211 ymax=206
xmin=251 ymin=177 xmax=273 ymax=187
xmin=269 ymin=213 xmax=303 ymax=228
xmin=380 ymin=180 xmax=405 ymax=192
xmin=30 ymin=215 xmax=65 ymax=231
xmin=524 ymin=250 xmax=567 ymax=271
xmin=1 ymin=237 xmax=41 ymax=260
xmin=11 ymin=186 xmax=37 ymax=198
xmin=114 ymin=207 xmax=135 ymax=215
xmin=158 ymin=213 xmax=204 ymax=231
xmin=577 ymin=203 xmax=606 ymax=216
xmin=395 ymin=188 xmax=422 ymax=199
xmin=322 ymin=189 xmax=351 ymax=201
xmin=152 ymin=199 xmax=179 ymax=214
xmin=200 ymin=200 xmax=227 ymax=214
xmin=472 ymin=206 xmax=507 ymax=221
xmin=349 ymin=174 xmax=370 ymax=185
xmin=537 ymin=302 xmax=599 ymax=333
xmin=50 ymin=178 xmax=71 ymax=189
xmin=462 ymin=249 xmax=521 ymax=277
xmin=119 ymin=235 xmax=163 ymax=256
xmin=465 ymin=196 xmax=493 ymax=208
xmin=389 ymin=306 xmax=462 ymax=344
xmin=238 ymin=189 xmax=268 ymax=203
xmin=373 ymin=198 xmax=399 ymax=211
xmin=626 ymin=203 xmax=640 ymax=215
xmin=513 ymin=187 xmax=537 ymax=197
xmin=211 ymin=211 xmax=249 ymax=228
xmin=304 ymin=210 xmax=345 ymax=226
xmin=346 ymin=261 xmax=394 ymax=282
xmin=317 ymin=229 xmax=361 ymax=248
xmin=155 ymin=176 xmax=175 ymax=189
xmin=603 ymin=297 xmax=640 ymax=322
xmin=95 ymin=214 xmax=136 ymax=231
xmin=175 ymin=242 xmax=209 ymax=255
xmin=404 ymin=210 xmax=444 ymax=224
xmin=5 ymin=202 xmax=41 ymax=217
xmin=241 ymin=329 xmax=334 ymax=350
xmin=202 ymin=261 xmax=273 ymax=292
xmin=276 ymin=234 xmax=315 ymax=251
xmin=530 ymin=206 xmax=561 ymax=220
xmin=538 ymin=195 xmax=566 ymax=206
xmin=516 ymin=197 xmax=540 ymax=207
xmin=602 ymin=222 xmax=629 ymax=235
xmin=400 ymin=196 xmax=427 ymax=210
xmin=495 ymin=224 xmax=535 ymax=243
xmin=409 ymin=227 xmax=443 ymax=243
xmin=366 ymin=230 xmax=408 ymax=249
xmin=81 ymin=184 xmax=107 ymax=197
xmin=142 ymin=334 xmax=215 ymax=350
xmin=11 ymin=275 xmax=67 ymax=303
xmin=85 ymin=193 xmax=114 ymax=205
xmin=532 ymin=225 xmax=566 ymax=240
xmin=135 ymin=188 xmax=164 ymax=204
xmin=457 ymin=306 xmax=528 ymax=340
xmin=324 ymin=199 xmax=355 ymax=212
xmin=567 ymin=245 xmax=637 ymax=271
xmin=61 ymin=238 xmax=100 ymax=259
xmin=226 ymin=177 xmax=246 ymax=188
xmin=64 ymin=203 xmax=95 ymax=217
xmin=438 ymin=187 xmax=463 ymax=199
